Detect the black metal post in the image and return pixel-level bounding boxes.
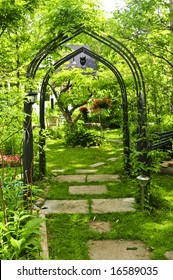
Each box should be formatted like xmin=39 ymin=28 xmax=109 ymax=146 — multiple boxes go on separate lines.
xmin=39 ymin=85 xmax=46 ymax=179
xmin=137 ymin=89 xmax=149 ymax=174
xmin=23 ymin=101 xmax=33 ymax=185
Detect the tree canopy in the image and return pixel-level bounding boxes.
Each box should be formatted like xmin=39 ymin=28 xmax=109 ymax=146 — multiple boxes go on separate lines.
xmin=1 ymin=0 xmax=173 ymax=135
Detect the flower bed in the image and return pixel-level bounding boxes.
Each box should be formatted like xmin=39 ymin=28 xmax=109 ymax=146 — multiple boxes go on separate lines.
xmin=0 ymin=155 xmax=21 ymax=167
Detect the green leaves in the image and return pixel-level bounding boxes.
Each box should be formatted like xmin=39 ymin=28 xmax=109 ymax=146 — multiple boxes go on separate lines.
xmin=10 ymin=237 xmax=24 ymax=250
xmin=0 ymin=0 xmax=38 ymax=35
xmin=40 ymin=0 xmax=105 ymax=38
xmin=0 ymin=211 xmax=43 ymax=259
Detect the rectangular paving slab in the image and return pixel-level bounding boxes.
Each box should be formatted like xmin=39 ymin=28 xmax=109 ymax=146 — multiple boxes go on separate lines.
xmin=69 ymin=185 xmax=108 ymax=195
xmin=87 ymin=174 xmax=120 ymax=182
xmin=107 ymin=157 xmax=118 ymax=161
xmin=90 ymin=162 xmax=105 ymax=168
xmin=91 ymin=198 xmax=135 ymax=213
xmin=56 ymin=175 xmax=86 ymax=182
xmin=42 ymin=200 xmax=88 ymax=214
xmin=88 ymin=240 xmax=151 ymax=260
xmin=76 ymin=169 xmax=97 ymax=174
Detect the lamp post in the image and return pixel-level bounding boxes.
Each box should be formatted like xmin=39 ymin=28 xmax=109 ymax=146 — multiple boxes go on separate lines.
xmin=137 ymin=174 xmax=150 ymax=210
xmin=23 ymin=91 xmax=37 ymax=185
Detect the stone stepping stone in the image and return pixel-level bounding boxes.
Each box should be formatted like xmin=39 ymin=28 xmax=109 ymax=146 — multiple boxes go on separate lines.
xmin=89 ymin=221 xmax=111 ymax=233
xmin=88 ymin=240 xmax=151 ymax=260
xmin=90 ymin=162 xmax=105 ymax=168
xmin=76 ymin=169 xmax=97 ymax=174
xmin=56 ymin=175 xmax=86 ymax=182
xmin=69 ymin=185 xmax=107 ymax=195
xmin=107 ymin=157 xmax=118 ymax=161
xmin=165 ymin=251 xmax=173 ymax=260
xmin=91 ymin=198 xmax=135 ymax=213
xmin=87 ymin=174 xmax=120 ymax=182
xmin=52 ymin=169 xmax=65 ymax=173
xmin=42 ymin=200 xmax=88 ymax=214
xmin=108 ymin=139 xmax=122 ymax=143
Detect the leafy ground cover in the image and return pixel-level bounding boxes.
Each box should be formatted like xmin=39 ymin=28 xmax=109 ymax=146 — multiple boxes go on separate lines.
xmin=37 ymin=129 xmax=173 ymax=259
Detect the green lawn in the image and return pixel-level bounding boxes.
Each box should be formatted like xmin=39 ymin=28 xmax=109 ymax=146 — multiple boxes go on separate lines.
xmin=36 ymin=128 xmax=173 ymax=260
xmin=46 ymin=212 xmax=173 ymax=260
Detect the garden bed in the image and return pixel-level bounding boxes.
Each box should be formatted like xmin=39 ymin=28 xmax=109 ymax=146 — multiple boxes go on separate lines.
xmin=0 ymin=155 xmax=21 ymax=167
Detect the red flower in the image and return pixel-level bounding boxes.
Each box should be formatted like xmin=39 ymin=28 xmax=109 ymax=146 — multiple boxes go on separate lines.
xmin=79 ymin=107 xmax=88 ymax=112
xmin=92 ymin=97 xmax=112 ymax=111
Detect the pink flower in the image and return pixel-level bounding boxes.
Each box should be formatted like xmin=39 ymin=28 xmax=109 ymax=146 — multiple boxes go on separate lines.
xmin=0 ymin=155 xmax=20 ymax=164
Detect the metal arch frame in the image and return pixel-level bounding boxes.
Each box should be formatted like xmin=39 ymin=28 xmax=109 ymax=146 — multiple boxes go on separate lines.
xmin=39 ymin=47 xmax=130 ymax=177
xmin=24 ymin=26 xmax=149 ymax=183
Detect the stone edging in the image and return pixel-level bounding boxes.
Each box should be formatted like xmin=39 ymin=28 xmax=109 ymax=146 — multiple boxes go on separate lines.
xmin=39 ymin=210 xmax=49 ymax=259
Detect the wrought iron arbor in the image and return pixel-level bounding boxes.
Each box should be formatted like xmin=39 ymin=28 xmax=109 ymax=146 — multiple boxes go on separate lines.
xmin=23 ymin=26 xmax=149 ymax=183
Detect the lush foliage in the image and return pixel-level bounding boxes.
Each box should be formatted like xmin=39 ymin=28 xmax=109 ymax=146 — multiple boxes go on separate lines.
xmin=0 ymin=211 xmax=42 ymax=260
xmin=1 ymin=0 xmax=173 ymax=260
xmin=64 ymin=121 xmax=101 ymax=147
xmin=0 ymin=178 xmax=43 ymax=259
xmin=91 ymin=97 xmax=112 ymax=110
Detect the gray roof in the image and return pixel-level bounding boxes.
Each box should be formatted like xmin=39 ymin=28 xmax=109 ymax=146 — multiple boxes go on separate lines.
xmin=66 ymin=45 xmax=97 ymax=70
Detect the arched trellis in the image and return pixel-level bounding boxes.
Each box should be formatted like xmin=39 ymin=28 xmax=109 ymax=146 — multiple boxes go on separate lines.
xmin=24 ymin=26 xmax=149 ymax=183
xmin=39 ymin=46 xmax=130 ymax=177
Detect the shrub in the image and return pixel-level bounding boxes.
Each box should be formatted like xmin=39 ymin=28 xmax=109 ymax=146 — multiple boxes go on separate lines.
xmin=148 ymin=184 xmax=169 ymax=210
xmin=47 ymin=127 xmax=63 ymax=139
xmin=64 ymin=121 xmax=101 ymax=147
xmin=0 ymin=179 xmax=44 ymax=259
xmin=2 ymin=134 xmax=22 ymax=155
xmin=0 ymin=211 xmax=43 ymax=260
xmin=135 ymin=183 xmax=169 ymax=211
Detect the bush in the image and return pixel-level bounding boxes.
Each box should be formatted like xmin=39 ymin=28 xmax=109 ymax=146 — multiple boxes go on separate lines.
xmin=0 ymin=211 xmax=43 ymax=260
xmin=148 ymin=184 xmax=169 ymax=210
xmin=2 ymin=134 xmax=22 ymax=155
xmin=0 ymin=179 xmax=44 ymax=259
xmin=64 ymin=121 xmax=101 ymax=147
xmin=47 ymin=127 xmax=63 ymax=139
xmin=135 ymin=183 xmax=169 ymax=211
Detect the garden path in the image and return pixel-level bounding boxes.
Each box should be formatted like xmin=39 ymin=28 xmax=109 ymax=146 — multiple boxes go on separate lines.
xmin=41 ymin=157 xmax=151 ymax=260
xmin=40 ymin=144 xmax=173 ymax=260
xmin=42 ymin=157 xmax=135 ymax=214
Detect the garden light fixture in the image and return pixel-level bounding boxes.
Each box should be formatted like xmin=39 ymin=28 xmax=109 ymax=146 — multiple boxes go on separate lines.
xmin=137 ymin=174 xmax=150 ymax=210
xmin=137 ymin=174 xmax=150 ymax=187
xmin=27 ymin=91 xmax=37 ymax=104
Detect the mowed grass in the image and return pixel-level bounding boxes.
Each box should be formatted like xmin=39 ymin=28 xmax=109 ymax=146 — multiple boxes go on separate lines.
xmin=37 ymin=128 xmax=173 ymax=260
xmin=46 ymin=212 xmax=173 ymax=260
xmin=45 ymin=139 xmax=123 ymax=175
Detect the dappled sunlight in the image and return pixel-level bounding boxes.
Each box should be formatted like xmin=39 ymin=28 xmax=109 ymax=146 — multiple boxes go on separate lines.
xmin=56 ymin=148 xmax=66 ymax=152
xmin=74 ymin=164 xmax=88 ymax=168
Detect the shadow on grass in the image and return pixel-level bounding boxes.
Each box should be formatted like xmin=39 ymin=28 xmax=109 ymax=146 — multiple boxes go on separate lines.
xmin=46 ymin=211 xmax=173 ymax=260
